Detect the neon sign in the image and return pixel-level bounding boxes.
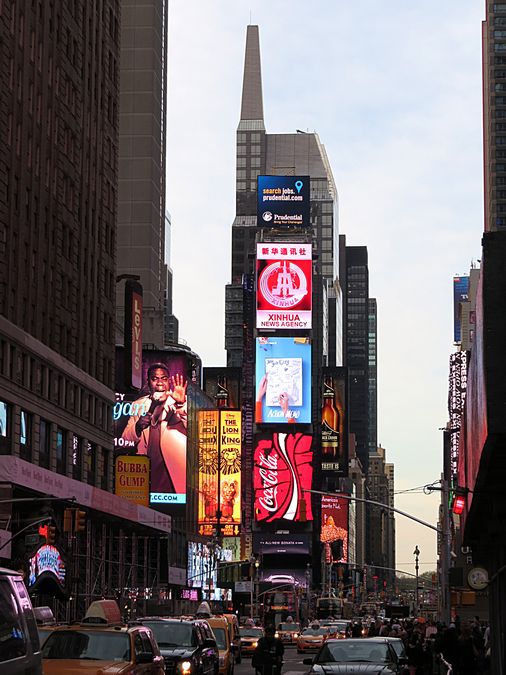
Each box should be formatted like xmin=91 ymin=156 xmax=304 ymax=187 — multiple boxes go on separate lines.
xmin=28 ymin=545 xmax=66 ymax=587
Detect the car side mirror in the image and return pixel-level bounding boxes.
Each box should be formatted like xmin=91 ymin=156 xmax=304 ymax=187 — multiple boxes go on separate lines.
xmin=137 ymin=651 xmax=154 ymax=664
xmin=204 ymin=638 xmax=217 ymax=649
xmin=303 ymin=658 xmax=314 ymax=665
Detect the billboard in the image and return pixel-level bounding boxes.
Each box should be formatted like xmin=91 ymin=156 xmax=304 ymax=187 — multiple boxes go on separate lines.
xmin=256 ymin=243 xmax=312 ymax=330
xmin=453 ymin=275 xmax=469 ymax=344
xmin=198 ymin=409 xmax=241 ymax=537
xmin=321 ymin=367 xmax=348 ymax=475
xmin=114 ymin=349 xmax=190 ymax=505
xmin=254 ymin=432 xmax=313 ymax=522
xmin=257 ymin=175 xmax=310 ymax=228
xmin=114 ymin=455 xmax=150 ymax=506
xmin=321 ymin=494 xmax=348 ymax=563
xmin=255 ymin=337 xmax=311 ymax=424
xmin=124 ymin=279 xmax=143 ymax=390
xmin=253 ymin=533 xmax=310 ymax=555
xmin=203 ymin=367 xmax=242 ymax=409
xmin=187 ymin=541 xmax=233 ymax=601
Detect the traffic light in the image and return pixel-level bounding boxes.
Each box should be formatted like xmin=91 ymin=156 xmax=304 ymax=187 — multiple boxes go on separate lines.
xmin=452 ymin=486 xmax=469 ymax=515
xmin=46 ymin=525 xmax=57 ymax=545
xmin=75 ymin=509 xmax=86 ymax=533
xmin=63 ymin=508 xmax=73 ymax=533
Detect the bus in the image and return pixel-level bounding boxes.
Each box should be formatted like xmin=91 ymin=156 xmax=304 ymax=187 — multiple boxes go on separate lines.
xmin=262 ymin=589 xmax=298 ymax=626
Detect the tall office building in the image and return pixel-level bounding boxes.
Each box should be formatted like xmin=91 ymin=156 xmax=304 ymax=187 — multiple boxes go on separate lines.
xmin=341 ymin=242 xmax=371 ymax=472
xmin=0 ymin=1 xmax=171 ymax=618
xmin=367 ymin=446 xmax=394 ymax=589
xmin=225 ymin=25 xmax=341 ymax=589
xmin=116 ymin=0 xmax=178 ymax=347
xmin=368 ymin=298 xmax=378 ymax=457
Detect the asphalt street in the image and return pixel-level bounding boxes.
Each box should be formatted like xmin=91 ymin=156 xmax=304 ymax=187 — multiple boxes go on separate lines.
xmin=236 ymin=645 xmax=311 ymax=675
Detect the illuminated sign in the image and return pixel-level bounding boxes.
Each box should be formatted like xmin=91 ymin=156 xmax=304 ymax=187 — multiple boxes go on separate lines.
xmin=453 ymin=276 xmax=470 ymax=344
xmin=321 ymin=495 xmax=348 ymax=563
xmin=256 ymin=243 xmax=312 ymax=330
xmin=181 ymin=588 xmax=199 ymax=601
xmin=114 ymin=455 xmax=150 ymax=506
xmin=28 ymin=545 xmax=66 ymax=587
xmin=448 ymin=351 xmax=468 ymax=480
xmin=253 ymin=533 xmax=310 ymax=555
xmin=255 ymin=337 xmax=311 ymax=424
xmin=257 ymin=175 xmax=310 ymax=227
xmin=253 ymin=432 xmax=313 ymax=522
xmin=187 ymin=541 xmax=232 ymax=601
xmin=321 ymin=367 xmax=348 ymax=475
xmin=198 ymin=410 xmax=241 ymax=537
xmin=124 ymin=280 xmax=143 ymax=390
xmin=114 ymin=349 xmax=190 ymax=505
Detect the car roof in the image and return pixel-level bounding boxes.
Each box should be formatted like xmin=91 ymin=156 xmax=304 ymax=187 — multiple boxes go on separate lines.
xmin=48 ymin=623 xmax=145 ymax=634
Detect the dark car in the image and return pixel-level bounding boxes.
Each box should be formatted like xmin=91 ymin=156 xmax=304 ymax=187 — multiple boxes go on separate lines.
xmin=139 ymin=617 xmax=219 ymax=675
xmin=303 ymin=637 xmax=407 ymax=674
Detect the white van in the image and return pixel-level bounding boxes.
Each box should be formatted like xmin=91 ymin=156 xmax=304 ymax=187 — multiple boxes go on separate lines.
xmin=0 ymin=567 xmax=42 ymax=674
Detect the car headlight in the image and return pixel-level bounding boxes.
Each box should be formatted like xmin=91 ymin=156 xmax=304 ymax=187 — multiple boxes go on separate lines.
xmin=180 ymin=661 xmax=192 ymax=674
xmin=219 ymin=657 xmax=225 ymax=667
xmin=293 ymin=633 xmax=299 ymax=639
xmin=275 ymin=632 xmax=279 ymax=638
xmin=252 ymin=642 xmax=258 ymax=648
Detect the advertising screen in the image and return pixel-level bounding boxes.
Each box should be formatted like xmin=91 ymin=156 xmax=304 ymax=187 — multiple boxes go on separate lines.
xmin=253 ymin=533 xmax=310 ymax=555
xmin=203 ymin=367 xmax=242 ymax=408
xmin=198 ymin=410 xmax=241 ymax=537
xmin=254 ymin=432 xmax=313 ymax=523
xmin=257 ymin=175 xmax=310 ymax=227
xmin=255 ymin=337 xmax=311 ymax=424
xmin=453 ymin=276 xmax=470 ymax=344
xmin=187 ymin=541 xmax=233 ymax=601
xmin=321 ymin=494 xmax=348 ymax=563
xmin=256 ymin=243 xmax=312 ymax=330
xmin=321 ymin=367 xmax=348 ymax=476
xmin=114 ymin=349 xmax=190 ymax=505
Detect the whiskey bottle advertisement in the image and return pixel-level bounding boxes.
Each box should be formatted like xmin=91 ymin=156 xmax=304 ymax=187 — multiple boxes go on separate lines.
xmin=320 ymin=369 xmax=347 ymax=475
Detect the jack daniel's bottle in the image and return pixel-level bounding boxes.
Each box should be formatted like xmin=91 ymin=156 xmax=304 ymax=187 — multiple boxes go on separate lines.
xmin=321 ymin=376 xmax=340 ymax=464
xmin=216 ymin=375 xmax=229 ymax=408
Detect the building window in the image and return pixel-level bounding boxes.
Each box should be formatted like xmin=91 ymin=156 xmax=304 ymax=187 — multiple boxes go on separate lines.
xmin=20 ymin=410 xmax=32 ymax=460
xmin=72 ymin=434 xmax=82 ymax=480
xmin=85 ymin=442 xmax=95 ymax=485
xmin=56 ymin=428 xmax=66 ymax=474
xmin=102 ymin=449 xmax=110 ymax=491
xmin=39 ymin=419 xmax=50 ymax=468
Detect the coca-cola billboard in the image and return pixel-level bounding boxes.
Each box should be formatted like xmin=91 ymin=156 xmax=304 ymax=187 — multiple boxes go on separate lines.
xmin=253 ymin=432 xmax=313 ymax=523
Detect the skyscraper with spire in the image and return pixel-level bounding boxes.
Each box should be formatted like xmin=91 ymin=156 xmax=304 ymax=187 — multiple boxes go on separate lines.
xmin=226 ymin=25 xmax=342 ymax=587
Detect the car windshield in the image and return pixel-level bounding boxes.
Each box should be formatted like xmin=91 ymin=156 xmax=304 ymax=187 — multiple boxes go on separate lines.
xmin=42 ymin=630 xmax=130 ymax=661
xmin=317 ymin=640 xmax=389 ymax=663
xmin=240 ymin=628 xmax=263 ymax=637
xmin=38 ymin=628 xmax=53 ymax=646
xmin=279 ymin=623 xmax=299 ymax=631
xmin=302 ymin=628 xmax=326 ymax=636
xmin=142 ymin=622 xmax=195 ymax=648
xmin=212 ymin=627 xmax=227 ymax=650
xmin=388 ymin=640 xmax=405 ymax=657
xmin=334 ymin=623 xmax=349 ymax=631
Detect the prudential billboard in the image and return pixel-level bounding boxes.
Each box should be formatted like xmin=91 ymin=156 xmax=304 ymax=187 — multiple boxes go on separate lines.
xmin=257 ymin=175 xmax=310 ymax=227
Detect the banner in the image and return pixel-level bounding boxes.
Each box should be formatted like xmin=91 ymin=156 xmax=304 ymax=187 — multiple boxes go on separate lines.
xmin=321 ymin=494 xmax=348 ymax=563
xmin=198 ymin=410 xmax=241 ymax=537
xmin=257 ymin=175 xmax=310 ymax=227
xmin=115 ymin=455 xmax=150 ymax=506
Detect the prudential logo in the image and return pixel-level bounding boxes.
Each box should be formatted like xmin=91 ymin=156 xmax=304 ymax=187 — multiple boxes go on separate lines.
xmin=262 ymin=211 xmax=273 ymax=222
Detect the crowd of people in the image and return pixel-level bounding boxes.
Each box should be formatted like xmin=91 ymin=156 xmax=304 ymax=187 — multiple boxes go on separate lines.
xmin=350 ymin=615 xmax=490 ymax=674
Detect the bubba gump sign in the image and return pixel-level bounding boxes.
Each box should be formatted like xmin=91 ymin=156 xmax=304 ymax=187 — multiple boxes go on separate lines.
xmin=115 ymin=455 xmax=150 ymax=506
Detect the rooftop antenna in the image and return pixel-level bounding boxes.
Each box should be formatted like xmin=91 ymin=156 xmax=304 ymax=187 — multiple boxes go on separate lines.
xmin=249 ymin=9 xmax=252 ymax=24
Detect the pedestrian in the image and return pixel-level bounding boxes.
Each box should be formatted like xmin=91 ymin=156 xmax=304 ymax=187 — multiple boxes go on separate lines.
xmin=252 ymin=624 xmax=284 ymax=675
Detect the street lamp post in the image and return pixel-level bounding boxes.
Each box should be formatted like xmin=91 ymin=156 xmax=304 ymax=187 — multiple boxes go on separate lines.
xmin=413 ymin=546 xmax=420 ymax=616
xmin=249 ymin=555 xmax=259 ymax=619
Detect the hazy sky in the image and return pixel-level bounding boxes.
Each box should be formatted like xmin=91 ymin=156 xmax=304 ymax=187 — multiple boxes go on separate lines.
xmin=166 ymin=1 xmax=484 ymax=577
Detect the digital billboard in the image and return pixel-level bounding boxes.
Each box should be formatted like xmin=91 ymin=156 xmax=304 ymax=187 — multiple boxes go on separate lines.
xmin=321 ymin=367 xmax=348 ymax=475
xmin=203 ymin=367 xmax=242 ymax=409
xmin=255 ymin=337 xmax=311 ymax=424
xmin=198 ymin=409 xmax=241 ymax=537
xmin=254 ymin=432 xmax=313 ymax=523
xmin=321 ymin=494 xmax=348 ymax=564
xmin=253 ymin=533 xmax=310 ymax=555
xmin=114 ymin=349 xmax=190 ymax=505
xmin=453 ymin=276 xmax=470 ymax=344
xmin=257 ymin=175 xmax=310 ymax=227
xmin=187 ymin=541 xmax=233 ymax=601
xmin=256 ymin=243 xmax=312 ymax=330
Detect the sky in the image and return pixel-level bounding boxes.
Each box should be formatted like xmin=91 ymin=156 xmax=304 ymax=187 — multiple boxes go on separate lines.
xmin=166 ymin=1 xmax=485 ymax=578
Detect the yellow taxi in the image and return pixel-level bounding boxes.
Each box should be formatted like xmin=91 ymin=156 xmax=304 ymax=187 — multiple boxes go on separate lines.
xmin=41 ymin=600 xmax=164 ymax=674
xmin=239 ymin=626 xmax=264 ymax=656
xmin=207 ymin=616 xmax=234 ymax=675
xmin=296 ymin=625 xmax=334 ymax=653
xmin=275 ymin=621 xmax=301 ymax=644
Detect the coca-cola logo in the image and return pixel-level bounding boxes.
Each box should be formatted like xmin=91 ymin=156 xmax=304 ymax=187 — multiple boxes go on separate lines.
xmin=254 ymin=433 xmax=313 ymax=523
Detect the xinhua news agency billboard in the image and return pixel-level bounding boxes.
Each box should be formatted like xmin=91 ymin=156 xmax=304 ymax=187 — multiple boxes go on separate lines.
xmin=257 ymin=175 xmax=310 ymax=228
xmin=256 ymin=243 xmax=312 ymax=330
xmin=254 ymin=432 xmax=313 ymax=523
xmin=114 ymin=348 xmax=191 ymax=505
xmin=255 ymin=337 xmax=311 ymax=424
